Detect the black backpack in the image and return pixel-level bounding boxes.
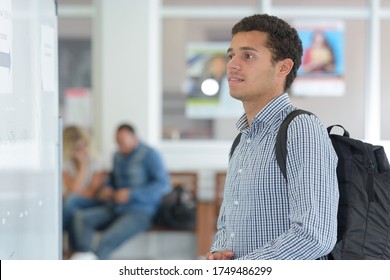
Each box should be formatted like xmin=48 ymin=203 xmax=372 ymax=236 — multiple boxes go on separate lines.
xmin=230 ymin=109 xmax=390 ymax=259
xmin=153 ymin=185 xmax=196 ymax=230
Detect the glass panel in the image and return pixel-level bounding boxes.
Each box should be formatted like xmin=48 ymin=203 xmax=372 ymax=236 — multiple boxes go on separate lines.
xmin=0 ymin=0 xmax=60 ymax=259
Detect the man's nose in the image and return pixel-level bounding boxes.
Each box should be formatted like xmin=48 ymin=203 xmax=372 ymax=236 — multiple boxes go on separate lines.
xmin=227 ymin=57 xmax=240 ymax=70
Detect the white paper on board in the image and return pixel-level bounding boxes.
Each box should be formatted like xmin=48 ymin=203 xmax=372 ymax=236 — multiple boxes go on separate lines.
xmin=41 ymin=24 xmax=56 ymax=92
xmin=0 ymin=0 xmax=12 ymax=94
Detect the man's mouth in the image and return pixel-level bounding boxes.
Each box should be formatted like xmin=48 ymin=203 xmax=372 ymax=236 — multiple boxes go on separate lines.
xmin=228 ymin=76 xmax=244 ymax=83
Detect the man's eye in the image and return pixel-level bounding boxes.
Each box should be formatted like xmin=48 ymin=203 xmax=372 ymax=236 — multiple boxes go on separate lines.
xmin=227 ymin=54 xmax=233 ymax=61
xmin=244 ymin=53 xmax=253 ymax=59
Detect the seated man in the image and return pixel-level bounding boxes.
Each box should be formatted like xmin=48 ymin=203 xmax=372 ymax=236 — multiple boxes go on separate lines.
xmin=70 ymin=123 xmax=171 ymax=259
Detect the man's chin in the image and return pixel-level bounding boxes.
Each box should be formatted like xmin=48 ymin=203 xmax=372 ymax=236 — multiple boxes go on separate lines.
xmin=229 ymin=93 xmax=243 ymax=101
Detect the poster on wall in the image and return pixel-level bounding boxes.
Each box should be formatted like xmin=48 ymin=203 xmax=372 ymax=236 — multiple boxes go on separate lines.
xmin=0 ymin=0 xmax=12 ymax=94
xmin=292 ymin=20 xmax=345 ymax=97
xmin=184 ymin=42 xmax=243 ymax=119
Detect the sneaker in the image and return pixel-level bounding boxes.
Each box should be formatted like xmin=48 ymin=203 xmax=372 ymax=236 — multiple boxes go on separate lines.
xmin=70 ymin=251 xmax=98 ymax=260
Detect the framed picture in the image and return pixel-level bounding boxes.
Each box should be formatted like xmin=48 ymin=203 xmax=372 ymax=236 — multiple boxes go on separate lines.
xmin=293 ymin=20 xmax=345 ymax=97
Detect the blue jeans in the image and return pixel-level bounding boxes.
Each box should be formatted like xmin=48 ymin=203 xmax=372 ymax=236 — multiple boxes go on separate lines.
xmin=72 ymin=205 xmax=152 ymax=259
xmin=63 ymin=194 xmax=102 ymax=250
xmin=63 ymin=194 xmax=101 ymax=231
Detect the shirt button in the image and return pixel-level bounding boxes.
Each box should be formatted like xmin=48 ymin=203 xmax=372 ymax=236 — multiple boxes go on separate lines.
xmin=230 ymin=233 xmax=235 ymax=238
xmin=234 ymin=200 xmax=239 ymax=206
xmin=246 ymin=139 xmax=251 ymax=143
xmin=237 ymin=169 xmax=242 ymax=174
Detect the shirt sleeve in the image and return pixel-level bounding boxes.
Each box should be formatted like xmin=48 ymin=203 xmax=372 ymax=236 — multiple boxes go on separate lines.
xmin=238 ymin=114 xmax=339 ymax=260
xmin=130 ymin=149 xmax=171 ymax=205
xmin=210 ymin=199 xmax=228 ymax=253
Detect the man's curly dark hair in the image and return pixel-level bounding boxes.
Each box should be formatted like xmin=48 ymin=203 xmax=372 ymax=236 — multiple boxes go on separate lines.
xmin=232 ymin=14 xmax=302 ymax=92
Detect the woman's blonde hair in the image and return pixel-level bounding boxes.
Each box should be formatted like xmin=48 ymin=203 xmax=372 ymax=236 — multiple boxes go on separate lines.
xmin=62 ymin=126 xmax=90 ymax=162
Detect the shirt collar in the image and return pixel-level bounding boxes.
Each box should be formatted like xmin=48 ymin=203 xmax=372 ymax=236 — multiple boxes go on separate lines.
xmin=236 ymin=93 xmax=292 ymax=133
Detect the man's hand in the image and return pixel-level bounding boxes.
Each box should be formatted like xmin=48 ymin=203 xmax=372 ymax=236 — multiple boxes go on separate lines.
xmin=206 ymin=250 xmax=234 ymax=260
xmin=114 ymin=188 xmax=130 ymax=204
xmin=98 ymin=186 xmax=114 ymax=201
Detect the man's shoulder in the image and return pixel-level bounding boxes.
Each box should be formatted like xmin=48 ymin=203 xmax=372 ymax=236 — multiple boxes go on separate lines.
xmin=286 ymin=110 xmax=325 ymax=131
xmin=137 ymin=143 xmax=163 ymax=160
xmin=137 ymin=142 xmax=154 ymax=154
xmin=277 ymin=109 xmax=329 ymax=147
xmin=284 ymin=110 xmax=332 ymax=150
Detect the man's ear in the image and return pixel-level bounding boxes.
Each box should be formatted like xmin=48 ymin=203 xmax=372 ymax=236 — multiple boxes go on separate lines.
xmin=278 ymin=58 xmax=294 ymax=77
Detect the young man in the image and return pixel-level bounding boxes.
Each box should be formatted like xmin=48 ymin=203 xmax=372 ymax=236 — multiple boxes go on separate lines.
xmin=207 ymin=14 xmax=339 ymax=260
xmin=70 ymin=124 xmax=171 ymax=259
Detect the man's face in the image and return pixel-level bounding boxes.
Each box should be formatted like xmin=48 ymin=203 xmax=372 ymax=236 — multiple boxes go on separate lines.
xmin=227 ymin=31 xmax=281 ymax=103
xmin=116 ymin=130 xmax=137 ymax=155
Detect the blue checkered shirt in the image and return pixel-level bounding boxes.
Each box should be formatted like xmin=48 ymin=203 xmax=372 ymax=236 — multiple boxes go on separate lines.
xmin=211 ymin=93 xmax=339 ymax=259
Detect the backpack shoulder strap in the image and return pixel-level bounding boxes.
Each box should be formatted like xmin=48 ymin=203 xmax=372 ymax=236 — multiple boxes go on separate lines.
xmin=229 ymin=133 xmax=242 ymax=160
xmin=275 ymin=109 xmax=313 ymax=180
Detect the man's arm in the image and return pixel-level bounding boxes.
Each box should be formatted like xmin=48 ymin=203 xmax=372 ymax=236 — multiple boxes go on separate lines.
xmin=97 ymin=154 xmax=117 ymax=202
xmin=208 ymin=199 xmax=230 ymax=259
xmin=129 ymin=149 xmax=171 ymax=203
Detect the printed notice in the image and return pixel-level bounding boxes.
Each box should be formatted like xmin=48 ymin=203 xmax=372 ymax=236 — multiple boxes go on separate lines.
xmin=41 ymin=24 xmax=56 ymax=92
xmin=0 ymin=0 xmax=12 ymax=94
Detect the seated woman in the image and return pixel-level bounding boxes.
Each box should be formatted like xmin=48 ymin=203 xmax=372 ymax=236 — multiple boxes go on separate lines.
xmin=62 ymin=126 xmax=106 ymax=251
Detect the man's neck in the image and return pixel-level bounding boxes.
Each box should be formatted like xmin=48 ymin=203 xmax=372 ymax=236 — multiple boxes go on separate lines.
xmin=243 ymin=92 xmax=284 ymax=126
